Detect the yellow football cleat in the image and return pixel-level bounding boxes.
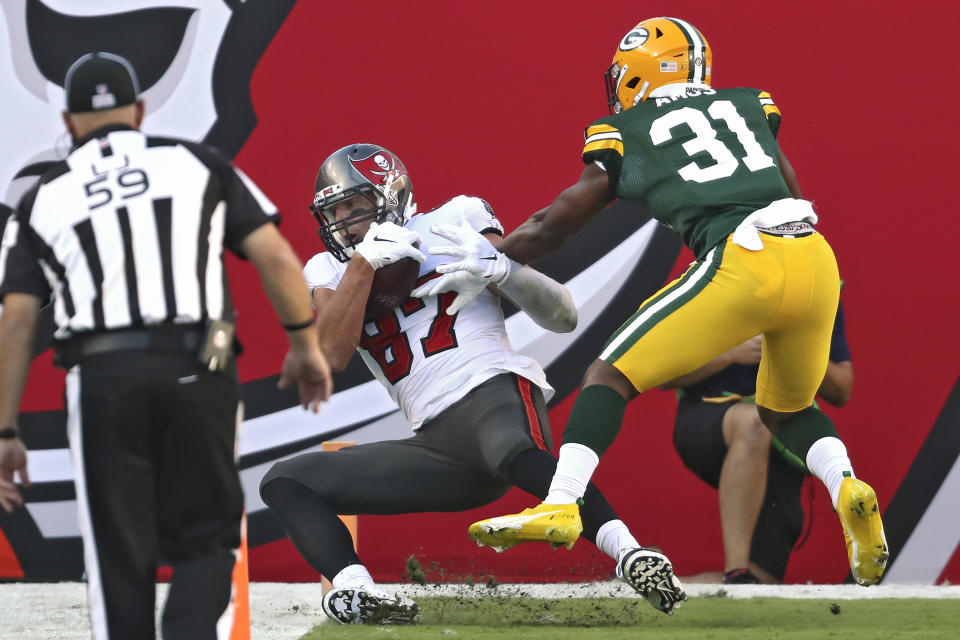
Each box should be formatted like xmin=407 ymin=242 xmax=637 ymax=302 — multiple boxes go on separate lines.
xmin=836 ymin=477 xmax=889 ymax=586
xmin=468 ymin=502 xmax=583 ymax=552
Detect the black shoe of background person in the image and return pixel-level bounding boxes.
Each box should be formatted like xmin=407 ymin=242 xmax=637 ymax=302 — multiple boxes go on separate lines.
xmin=721 ymin=568 xmax=760 ymax=584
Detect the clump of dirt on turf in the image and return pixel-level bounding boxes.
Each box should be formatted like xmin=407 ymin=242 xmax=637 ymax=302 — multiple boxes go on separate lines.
xmin=401 ymin=553 xmax=500 ymax=592
xmin=404 ymin=555 xmax=427 ymax=586
xmin=830 ymin=602 xmax=841 ymax=615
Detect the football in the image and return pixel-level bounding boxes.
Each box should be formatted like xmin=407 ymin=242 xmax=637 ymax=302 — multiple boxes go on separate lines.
xmin=365 ymin=257 xmax=421 ymax=320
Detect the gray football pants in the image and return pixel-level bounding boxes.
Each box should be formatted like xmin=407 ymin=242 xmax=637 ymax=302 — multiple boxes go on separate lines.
xmin=263 ymin=373 xmax=551 ymax=515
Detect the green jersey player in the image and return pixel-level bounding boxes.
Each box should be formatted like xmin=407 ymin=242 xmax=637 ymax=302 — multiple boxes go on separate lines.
xmin=430 ymin=16 xmax=889 ymax=590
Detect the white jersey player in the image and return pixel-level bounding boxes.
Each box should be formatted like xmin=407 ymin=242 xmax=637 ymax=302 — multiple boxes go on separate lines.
xmin=303 ymin=194 xmax=551 ymax=429
xmin=261 ymin=143 xmax=685 ymax=627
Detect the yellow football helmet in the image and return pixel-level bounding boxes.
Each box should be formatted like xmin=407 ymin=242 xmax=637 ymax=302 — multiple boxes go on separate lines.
xmin=604 ymin=17 xmax=712 ymax=113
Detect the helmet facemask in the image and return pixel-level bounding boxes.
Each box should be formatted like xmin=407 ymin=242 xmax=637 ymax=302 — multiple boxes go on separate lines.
xmin=311 ymin=188 xmax=384 ymax=262
xmin=604 ymin=60 xmax=652 ymax=115
xmin=604 ymin=62 xmax=621 ymax=114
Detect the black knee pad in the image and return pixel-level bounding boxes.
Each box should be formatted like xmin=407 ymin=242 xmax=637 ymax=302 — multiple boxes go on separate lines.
xmin=259 ymin=459 xmax=294 ymax=503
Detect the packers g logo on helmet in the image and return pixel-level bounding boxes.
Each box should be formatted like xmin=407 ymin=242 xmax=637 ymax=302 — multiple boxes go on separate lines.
xmin=619 ymin=27 xmax=649 ymax=50
xmin=604 ymin=17 xmax=712 ymax=114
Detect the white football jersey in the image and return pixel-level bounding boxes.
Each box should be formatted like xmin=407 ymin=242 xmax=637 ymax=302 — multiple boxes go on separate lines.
xmin=303 ymin=195 xmax=552 ymax=429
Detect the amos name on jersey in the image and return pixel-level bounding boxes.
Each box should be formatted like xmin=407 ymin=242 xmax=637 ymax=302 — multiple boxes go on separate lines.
xmin=652 ymin=85 xmax=716 ymax=107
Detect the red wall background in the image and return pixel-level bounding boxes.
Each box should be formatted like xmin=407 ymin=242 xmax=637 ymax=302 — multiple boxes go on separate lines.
xmin=19 ymin=1 xmax=960 ymax=584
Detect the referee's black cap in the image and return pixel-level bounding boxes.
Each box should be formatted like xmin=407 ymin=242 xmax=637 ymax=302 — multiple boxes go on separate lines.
xmin=64 ymin=52 xmax=140 ymax=114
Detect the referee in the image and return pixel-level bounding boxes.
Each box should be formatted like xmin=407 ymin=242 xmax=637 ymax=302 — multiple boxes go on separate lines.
xmin=0 ymin=52 xmax=331 ymax=639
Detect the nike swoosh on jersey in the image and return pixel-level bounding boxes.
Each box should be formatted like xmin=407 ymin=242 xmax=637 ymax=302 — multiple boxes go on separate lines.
xmin=374 ymin=234 xmax=397 ymax=243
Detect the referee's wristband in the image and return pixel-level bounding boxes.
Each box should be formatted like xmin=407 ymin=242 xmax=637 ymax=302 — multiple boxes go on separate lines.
xmin=281 ymin=318 xmax=314 ymax=332
xmin=0 ymin=427 xmax=19 ymax=440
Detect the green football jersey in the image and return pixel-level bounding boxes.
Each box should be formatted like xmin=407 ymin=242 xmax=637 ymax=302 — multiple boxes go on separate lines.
xmin=582 ymin=86 xmax=793 ymax=258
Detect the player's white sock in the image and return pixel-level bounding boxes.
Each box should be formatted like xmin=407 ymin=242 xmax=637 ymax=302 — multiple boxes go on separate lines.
xmin=595 ymin=519 xmax=641 ymax=564
xmin=331 ymin=564 xmax=377 ymax=591
xmin=806 ymin=436 xmax=854 ymax=508
xmin=545 ymin=443 xmax=599 ymax=504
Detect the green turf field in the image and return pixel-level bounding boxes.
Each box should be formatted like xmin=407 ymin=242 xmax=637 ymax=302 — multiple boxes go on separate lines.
xmin=300 ymin=596 xmax=960 ymax=639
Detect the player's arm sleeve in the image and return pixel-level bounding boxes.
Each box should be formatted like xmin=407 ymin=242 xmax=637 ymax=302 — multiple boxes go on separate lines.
xmin=496 ymin=263 xmax=577 ymax=333
xmin=452 ymin=197 xmax=575 ymax=331
xmin=0 ymin=194 xmax=52 ymax=303
xmin=302 ymin=253 xmax=343 ymax=309
xmin=185 ymin=142 xmax=281 ymax=258
xmin=757 ymin=90 xmax=782 ymax=138
xmin=582 ymin=122 xmax=623 ymax=198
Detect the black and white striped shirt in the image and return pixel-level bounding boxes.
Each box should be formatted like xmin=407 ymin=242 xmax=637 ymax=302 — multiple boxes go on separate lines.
xmin=0 ymin=124 xmax=278 ymax=338
xmin=0 ymin=203 xmax=12 ymax=317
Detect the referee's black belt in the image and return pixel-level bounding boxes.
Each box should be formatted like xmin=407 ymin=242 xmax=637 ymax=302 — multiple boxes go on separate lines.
xmin=55 ymin=324 xmax=203 ymax=368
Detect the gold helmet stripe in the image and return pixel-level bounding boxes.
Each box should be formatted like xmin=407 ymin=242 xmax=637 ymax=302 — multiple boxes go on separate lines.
xmin=665 ymin=17 xmax=705 ymax=84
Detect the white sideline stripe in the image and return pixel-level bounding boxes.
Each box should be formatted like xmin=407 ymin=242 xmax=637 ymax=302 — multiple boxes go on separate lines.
xmin=2 ymin=582 xmax=958 ymax=640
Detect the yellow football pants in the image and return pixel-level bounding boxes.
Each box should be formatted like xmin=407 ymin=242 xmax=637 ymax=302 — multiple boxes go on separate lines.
xmin=601 ymin=233 xmax=840 ymax=412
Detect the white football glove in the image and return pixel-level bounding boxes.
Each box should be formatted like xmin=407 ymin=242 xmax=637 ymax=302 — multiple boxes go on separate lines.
xmin=430 ymin=224 xmax=511 ymax=283
xmin=354 ymin=221 xmax=425 ymax=270
xmin=412 ymin=269 xmax=488 ymax=315
xmin=411 ymin=224 xmax=512 ymax=315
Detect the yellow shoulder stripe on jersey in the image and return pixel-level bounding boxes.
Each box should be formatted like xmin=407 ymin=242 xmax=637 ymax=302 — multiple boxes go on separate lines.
xmin=583 ymin=138 xmax=624 ymax=157
xmin=758 ymin=91 xmax=781 ymax=118
xmin=584 ymin=131 xmax=623 ymax=144
xmin=585 ymin=123 xmax=620 ymax=140
xmin=584 ymin=124 xmax=623 ymax=156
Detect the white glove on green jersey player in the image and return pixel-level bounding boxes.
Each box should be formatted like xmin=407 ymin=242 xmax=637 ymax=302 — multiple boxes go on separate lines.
xmin=413 ymin=224 xmax=576 ymax=332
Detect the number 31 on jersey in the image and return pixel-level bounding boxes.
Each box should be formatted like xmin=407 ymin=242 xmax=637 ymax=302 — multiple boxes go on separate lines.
xmin=650 ymin=99 xmax=775 ymax=183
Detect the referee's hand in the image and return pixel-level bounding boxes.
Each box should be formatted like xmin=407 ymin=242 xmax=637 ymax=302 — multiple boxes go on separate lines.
xmin=278 ymin=342 xmax=333 ymax=412
xmin=0 ymin=438 xmax=30 ymax=513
